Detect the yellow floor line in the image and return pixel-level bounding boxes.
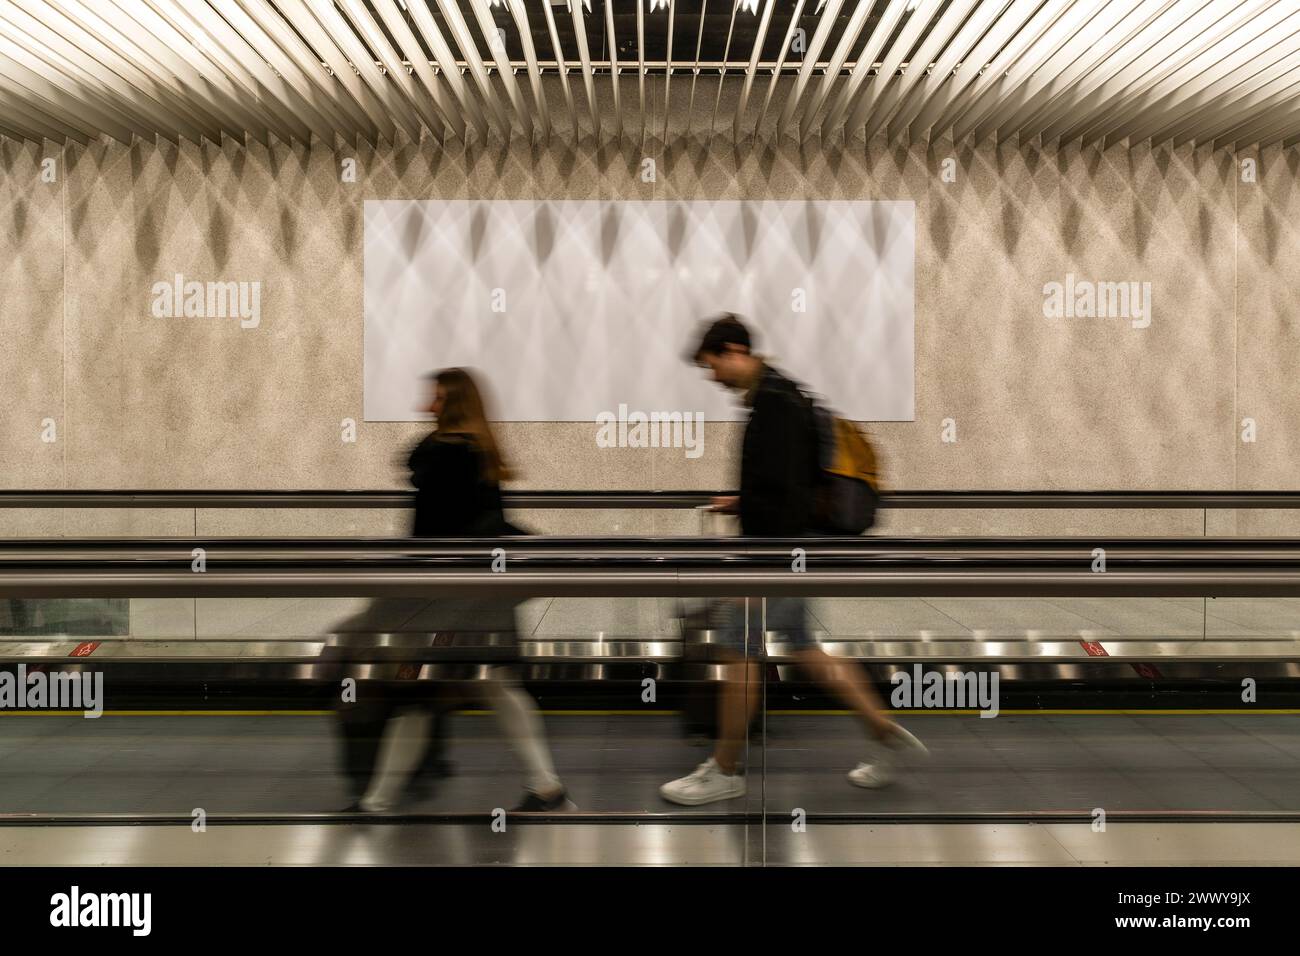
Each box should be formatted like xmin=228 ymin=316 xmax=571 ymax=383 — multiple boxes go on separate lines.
xmin=0 ymin=710 xmax=328 ymax=717
xmin=0 ymin=708 xmax=1297 ymax=718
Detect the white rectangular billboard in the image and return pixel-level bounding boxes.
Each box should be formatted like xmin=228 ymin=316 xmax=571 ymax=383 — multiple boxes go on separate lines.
xmin=364 ymin=199 xmax=914 ymax=422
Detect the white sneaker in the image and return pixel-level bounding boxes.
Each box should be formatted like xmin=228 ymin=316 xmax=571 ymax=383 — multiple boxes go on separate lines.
xmin=660 ymin=758 xmax=746 ymax=806
xmin=849 ymin=724 xmax=927 ymax=791
xmin=885 ymin=723 xmax=929 ymax=758
xmin=847 ymin=757 xmax=896 ymax=789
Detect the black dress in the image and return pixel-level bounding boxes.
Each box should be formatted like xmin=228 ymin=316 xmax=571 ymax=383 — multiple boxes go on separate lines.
xmin=395 ymin=432 xmax=524 ymax=650
xmin=330 ymin=431 xmax=525 ymax=645
xmin=408 ymin=433 xmax=513 ymax=538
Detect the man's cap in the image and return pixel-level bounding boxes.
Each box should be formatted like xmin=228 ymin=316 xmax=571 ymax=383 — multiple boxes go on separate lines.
xmin=686 ymin=313 xmax=752 ymax=364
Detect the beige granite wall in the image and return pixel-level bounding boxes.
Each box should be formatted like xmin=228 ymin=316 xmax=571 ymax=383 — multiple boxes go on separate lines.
xmin=0 ymin=77 xmax=1294 ymax=537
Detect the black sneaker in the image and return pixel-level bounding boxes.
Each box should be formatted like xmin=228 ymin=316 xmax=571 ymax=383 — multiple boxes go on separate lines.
xmin=511 ymin=789 xmax=577 ymax=812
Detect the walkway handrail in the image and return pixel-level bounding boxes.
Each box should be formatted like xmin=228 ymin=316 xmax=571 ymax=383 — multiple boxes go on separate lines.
xmin=4 ymin=560 xmax=1300 ymax=598
xmin=3 ymin=490 xmax=1300 ymax=509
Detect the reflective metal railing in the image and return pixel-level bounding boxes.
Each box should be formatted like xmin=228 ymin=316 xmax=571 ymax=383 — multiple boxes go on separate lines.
xmin=5 ymin=488 xmax=1300 ymax=509
xmin=4 ymin=537 xmax=1300 ymax=598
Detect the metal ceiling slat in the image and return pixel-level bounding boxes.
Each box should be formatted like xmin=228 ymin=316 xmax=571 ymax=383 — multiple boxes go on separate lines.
xmin=0 ymin=115 xmax=40 ymax=142
xmin=505 ymin=0 xmax=553 ymax=141
xmin=0 ymin=81 xmax=86 ymax=143
xmin=146 ymin=0 xmax=314 ymax=145
xmin=685 ymin=0 xmax=710 ymax=138
xmin=432 ymin=0 xmax=514 ymax=136
xmin=754 ymin=0 xmax=807 ymax=137
xmin=400 ymin=0 xmax=493 ymax=140
xmin=1019 ymin=0 xmax=1201 ymax=146
xmin=603 ymin=0 xmax=623 ymax=140
xmin=1222 ymin=102 xmax=1300 ymax=150
xmin=0 ymin=5 xmax=192 ymax=143
xmin=636 ymin=0 xmax=646 ymax=142
xmin=0 ymin=29 xmax=168 ymax=143
xmin=799 ymin=0 xmax=890 ymax=141
xmin=887 ymin=0 xmax=1017 ymax=142
xmin=1196 ymin=75 xmax=1300 ymax=148
xmin=336 ymin=0 xmax=447 ymax=142
xmin=927 ymin=0 xmax=1070 ymax=138
xmin=1260 ymin=110 xmax=1300 ymax=147
xmin=775 ymin=0 xmax=845 ymax=140
xmin=137 ymin=0 xmax=311 ymax=145
xmin=909 ymin=0 xmax=1045 ymax=140
xmin=267 ymin=0 xmax=393 ymax=144
xmin=842 ymin=0 xmax=945 ymax=139
xmin=1 ymin=2 xmax=1300 ymax=151
xmin=365 ymin=0 xmax=466 ymax=139
xmin=51 ymin=0 xmax=256 ymax=145
xmin=1039 ymin=0 xmax=1245 ymax=145
xmin=0 ymin=45 xmax=132 ymax=143
xmin=950 ymin=0 xmax=1106 ymax=144
xmin=0 ymin=2 xmax=189 ymax=142
xmin=302 ymin=0 xmax=423 ymax=143
xmin=999 ymin=0 xmax=1171 ymax=146
xmin=87 ymin=0 xmax=246 ymax=139
xmin=366 ymin=0 xmax=468 ymax=140
xmin=1022 ymin=0 xmax=1207 ymax=143
xmin=661 ymin=0 xmax=675 ymax=142
xmin=1120 ymin=14 xmax=1300 ymax=146
xmin=1211 ymin=91 xmax=1300 ymax=150
xmin=466 ymin=0 xmax=534 ymax=139
xmin=538 ymin=0 xmax=579 ymax=135
xmin=114 ymin=0 xmax=275 ymax=146
xmin=235 ymin=0 xmax=375 ymax=141
xmin=819 ymin=0 xmax=912 ymax=139
xmin=706 ymin=0 xmax=742 ymax=134
xmin=732 ymin=0 xmax=777 ymax=141
xmin=1163 ymin=48 xmax=1300 ymax=147
xmin=569 ymin=0 xmax=601 ymax=139
xmin=1091 ymin=2 xmax=1300 ymax=146
xmin=209 ymin=0 xmax=342 ymax=145
xmin=1246 ymin=110 xmax=1300 ymax=149
xmin=864 ymin=0 xmax=980 ymax=143
xmin=969 ymin=0 xmax=1136 ymax=145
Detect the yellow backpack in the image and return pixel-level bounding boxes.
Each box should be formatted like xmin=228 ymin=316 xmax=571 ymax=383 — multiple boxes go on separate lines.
xmin=811 ymin=405 xmax=883 ymax=534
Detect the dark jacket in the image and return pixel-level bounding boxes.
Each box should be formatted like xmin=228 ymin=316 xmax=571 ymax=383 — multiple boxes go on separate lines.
xmin=739 ymin=365 xmax=820 ymax=537
xmin=407 ymin=433 xmax=511 ymax=537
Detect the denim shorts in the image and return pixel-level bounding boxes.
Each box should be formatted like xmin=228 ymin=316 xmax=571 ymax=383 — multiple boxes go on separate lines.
xmin=707 ymin=596 xmax=817 ymax=657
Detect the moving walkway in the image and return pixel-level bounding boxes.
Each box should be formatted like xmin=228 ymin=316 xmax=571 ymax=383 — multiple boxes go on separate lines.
xmin=1 ymin=490 xmax=1298 ymax=863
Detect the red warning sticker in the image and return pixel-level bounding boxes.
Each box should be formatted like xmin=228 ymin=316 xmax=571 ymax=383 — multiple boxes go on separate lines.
xmin=1079 ymin=639 xmax=1162 ymax=678
xmin=69 ymin=642 xmax=100 ymax=657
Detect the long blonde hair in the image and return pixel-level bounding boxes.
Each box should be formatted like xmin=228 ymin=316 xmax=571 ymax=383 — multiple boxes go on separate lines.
xmin=432 ymin=367 xmax=510 ymax=483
